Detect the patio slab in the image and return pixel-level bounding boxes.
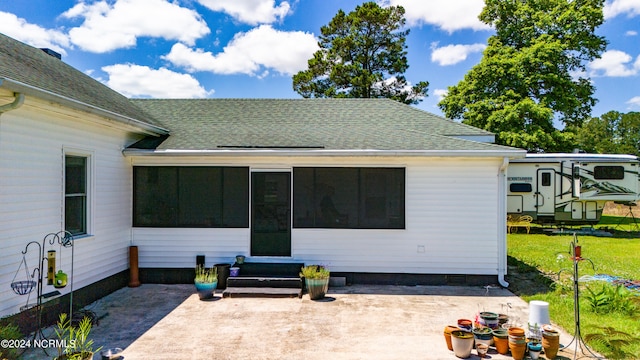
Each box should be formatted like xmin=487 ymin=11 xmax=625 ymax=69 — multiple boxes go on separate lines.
xmin=21 ymin=284 xmax=587 ymax=360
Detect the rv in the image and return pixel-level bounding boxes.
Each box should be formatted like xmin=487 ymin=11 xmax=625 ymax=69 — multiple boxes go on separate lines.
xmin=507 ymin=153 xmax=640 ymax=225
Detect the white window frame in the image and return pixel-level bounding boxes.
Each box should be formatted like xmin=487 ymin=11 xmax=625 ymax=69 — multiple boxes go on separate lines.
xmin=63 ymin=148 xmax=94 ymax=237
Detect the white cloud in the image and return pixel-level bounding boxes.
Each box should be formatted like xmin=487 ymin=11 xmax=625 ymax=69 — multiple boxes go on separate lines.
xmin=62 ymin=0 xmax=210 ymax=53
xmin=626 ymin=30 xmax=638 ymax=36
xmin=380 ymin=0 xmax=490 ymax=32
xmin=604 ymin=0 xmax=640 ymax=18
xmin=102 ymin=64 xmax=212 ymax=98
xmin=163 ymin=25 xmax=318 ymax=76
xmin=589 ymin=50 xmax=640 ymax=77
xmin=627 ymin=96 xmax=640 ymax=108
xmin=433 ymin=89 xmax=448 ymax=101
xmin=0 ymin=12 xmax=70 ymax=54
xmin=197 ymin=0 xmax=290 ymax=25
xmin=431 ymin=43 xmax=486 ymax=66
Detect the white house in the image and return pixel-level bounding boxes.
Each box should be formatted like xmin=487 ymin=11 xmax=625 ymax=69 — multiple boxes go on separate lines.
xmin=0 ymin=33 xmax=525 ymax=321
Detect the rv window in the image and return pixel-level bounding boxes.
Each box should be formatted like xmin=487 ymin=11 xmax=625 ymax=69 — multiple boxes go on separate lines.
xmin=593 ymin=166 xmax=624 ymax=180
xmin=541 ymin=173 xmax=551 ymax=186
xmin=510 ymin=183 xmax=532 ymax=192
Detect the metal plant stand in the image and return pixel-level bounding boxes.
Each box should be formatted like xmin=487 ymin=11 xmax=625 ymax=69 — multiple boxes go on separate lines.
xmin=560 ymin=233 xmax=603 ymax=360
xmin=12 ymin=231 xmax=74 ymax=356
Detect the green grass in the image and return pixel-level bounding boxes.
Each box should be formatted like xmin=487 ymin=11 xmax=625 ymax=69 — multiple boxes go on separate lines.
xmin=508 ymin=226 xmax=640 ymax=359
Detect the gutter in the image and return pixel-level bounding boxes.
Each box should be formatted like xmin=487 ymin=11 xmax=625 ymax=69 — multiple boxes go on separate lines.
xmin=497 ymin=157 xmax=510 ymax=288
xmin=0 ymin=92 xmax=25 ymax=114
xmin=0 ymin=78 xmax=168 ymax=136
xmin=123 ymin=148 xmax=528 ymax=158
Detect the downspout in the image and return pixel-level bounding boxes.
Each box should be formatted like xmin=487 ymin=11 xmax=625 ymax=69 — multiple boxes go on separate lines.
xmin=498 ymin=157 xmax=510 ymax=288
xmin=0 ymin=92 xmax=25 ymax=115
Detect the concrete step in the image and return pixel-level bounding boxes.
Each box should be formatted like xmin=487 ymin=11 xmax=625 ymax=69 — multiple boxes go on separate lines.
xmin=226 ymin=276 xmax=302 ymax=289
xmin=222 ymin=286 xmax=302 ymax=298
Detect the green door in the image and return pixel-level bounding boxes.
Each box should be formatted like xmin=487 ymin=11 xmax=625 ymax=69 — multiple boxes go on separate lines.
xmin=251 ymin=172 xmax=291 ymax=256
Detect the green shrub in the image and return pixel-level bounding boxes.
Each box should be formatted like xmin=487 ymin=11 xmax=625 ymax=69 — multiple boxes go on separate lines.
xmin=0 ymin=322 xmax=22 ymax=360
xmin=584 ymin=283 xmax=637 ymax=316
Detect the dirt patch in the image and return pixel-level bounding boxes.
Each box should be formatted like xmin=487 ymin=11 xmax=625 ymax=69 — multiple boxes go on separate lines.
xmin=603 ymin=201 xmax=639 ymax=217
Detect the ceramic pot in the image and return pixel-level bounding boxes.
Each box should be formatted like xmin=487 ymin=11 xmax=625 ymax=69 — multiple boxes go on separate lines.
xmin=476 ymin=343 xmax=488 ymax=358
xmin=528 ymin=342 xmax=542 ymax=360
xmin=508 ymin=326 xmax=525 ymax=337
xmin=450 ymin=330 xmax=474 ymax=359
xmin=493 ymin=334 xmax=509 ymax=354
xmin=457 ymin=319 xmax=472 ymax=332
xmin=472 ymin=327 xmax=493 ymax=348
xmin=479 ymin=312 xmax=499 ymax=329
xmin=194 ymin=281 xmax=217 ymax=300
xmin=305 ymin=278 xmax=329 ymax=300
xmin=444 ymin=325 xmax=460 ymax=351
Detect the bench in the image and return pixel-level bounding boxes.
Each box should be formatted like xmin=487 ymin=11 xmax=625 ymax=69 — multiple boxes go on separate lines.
xmin=507 ymin=215 xmax=533 ymax=234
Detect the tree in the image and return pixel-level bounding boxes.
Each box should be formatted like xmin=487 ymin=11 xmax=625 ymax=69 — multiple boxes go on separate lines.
xmin=576 ymin=111 xmax=640 ymax=156
xmin=292 ymin=2 xmax=428 ymax=105
xmin=439 ymin=0 xmax=607 ymax=152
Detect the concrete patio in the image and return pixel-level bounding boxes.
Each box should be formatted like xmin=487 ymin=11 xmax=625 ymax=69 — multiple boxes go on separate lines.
xmin=21 ymin=284 xmax=585 ymax=360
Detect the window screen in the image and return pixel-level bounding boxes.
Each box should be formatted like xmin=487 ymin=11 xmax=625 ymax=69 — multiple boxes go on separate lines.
xmin=293 ymin=167 xmax=405 ymax=229
xmin=133 ymin=166 xmax=249 ymax=227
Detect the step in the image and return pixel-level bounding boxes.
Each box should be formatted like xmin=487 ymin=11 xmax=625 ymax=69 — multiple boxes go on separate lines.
xmin=222 ymin=287 xmax=302 ymax=298
xmin=226 ymin=276 xmax=302 ymax=289
xmin=232 ymin=262 xmax=304 ymax=277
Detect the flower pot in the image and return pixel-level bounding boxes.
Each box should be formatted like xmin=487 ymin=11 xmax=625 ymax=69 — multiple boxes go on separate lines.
xmin=444 ymin=325 xmax=460 ymax=351
xmin=508 ymin=326 xmax=525 ymax=337
xmin=472 ymin=327 xmax=493 ymax=348
xmin=450 ymin=330 xmax=474 ymax=358
xmin=457 ymin=318 xmax=472 ymax=332
xmin=542 ymin=330 xmax=560 ymax=359
xmin=498 ymin=313 xmax=509 ymax=326
xmin=493 ymin=334 xmax=509 ymax=354
xmin=305 ymin=278 xmax=329 ymax=300
xmin=509 ymin=340 xmax=527 ymax=360
xmin=194 ymin=281 xmax=217 ymax=300
xmin=528 ymin=342 xmax=542 ymax=360
xmin=476 ymin=343 xmax=488 ymax=358
xmin=479 ymin=311 xmax=499 ymax=329
xmin=235 ymin=255 xmax=245 ymax=264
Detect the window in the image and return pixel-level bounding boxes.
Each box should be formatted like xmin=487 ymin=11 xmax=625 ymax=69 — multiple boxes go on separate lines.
xmin=541 ymin=172 xmax=551 ymax=186
xmin=65 ymin=155 xmax=88 ymax=236
xmin=133 ymin=166 xmax=249 ymax=227
xmin=510 ymin=183 xmax=532 ymax=192
xmin=593 ymin=166 xmax=625 ymax=180
xmin=293 ymin=167 xmax=405 ymax=229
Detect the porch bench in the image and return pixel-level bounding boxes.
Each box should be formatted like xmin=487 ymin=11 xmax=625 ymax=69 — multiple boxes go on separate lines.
xmin=507 ymin=215 xmax=533 ymax=234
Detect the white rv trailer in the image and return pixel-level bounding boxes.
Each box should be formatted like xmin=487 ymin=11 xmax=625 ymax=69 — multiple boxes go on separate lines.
xmin=507 ymin=153 xmax=640 ymax=225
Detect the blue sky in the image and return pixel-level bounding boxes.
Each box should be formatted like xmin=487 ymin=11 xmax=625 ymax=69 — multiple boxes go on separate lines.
xmin=1 ymin=0 xmax=639 ymax=121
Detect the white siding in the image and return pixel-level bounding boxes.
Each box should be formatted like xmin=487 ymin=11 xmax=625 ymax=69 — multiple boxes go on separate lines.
xmin=131 ymin=156 xmax=503 ymax=276
xmin=0 ymin=98 xmax=141 ymax=317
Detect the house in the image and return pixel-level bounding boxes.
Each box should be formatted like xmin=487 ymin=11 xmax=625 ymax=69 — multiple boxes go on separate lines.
xmin=0 ymin=32 xmax=525 ymax=321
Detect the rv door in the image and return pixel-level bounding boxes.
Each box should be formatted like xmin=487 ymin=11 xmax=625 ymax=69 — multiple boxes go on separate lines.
xmin=536 ymin=169 xmax=555 ymax=215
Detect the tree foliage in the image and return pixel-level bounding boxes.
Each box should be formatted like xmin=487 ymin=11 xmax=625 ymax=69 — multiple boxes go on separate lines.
xmin=576 ymin=111 xmax=640 ymax=156
xmin=439 ymin=0 xmax=607 ymax=152
xmin=292 ymin=2 xmax=428 ymax=105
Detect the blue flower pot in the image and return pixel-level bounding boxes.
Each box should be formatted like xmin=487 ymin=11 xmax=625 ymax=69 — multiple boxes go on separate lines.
xmin=195 ymin=281 xmax=218 ymax=300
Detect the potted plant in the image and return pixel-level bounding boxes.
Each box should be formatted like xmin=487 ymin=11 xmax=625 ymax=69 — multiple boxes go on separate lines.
xmin=528 ymin=341 xmax=542 ymax=360
xmin=300 ymin=265 xmax=330 ymax=300
xmin=194 ymin=264 xmax=218 ymax=300
xmin=450 ymin=330 xmax=474 ymax=358
xmin=54 ymin=313 xmax=102 ymax=360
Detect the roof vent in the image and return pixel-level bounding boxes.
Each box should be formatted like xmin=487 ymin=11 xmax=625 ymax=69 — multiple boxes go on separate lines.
xmin=40 ymin=48 xmax=62 ymax=60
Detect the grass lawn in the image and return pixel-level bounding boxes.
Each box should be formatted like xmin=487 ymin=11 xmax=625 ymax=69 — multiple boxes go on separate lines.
xmin=508 ymin=216 xmax=640 ymax=359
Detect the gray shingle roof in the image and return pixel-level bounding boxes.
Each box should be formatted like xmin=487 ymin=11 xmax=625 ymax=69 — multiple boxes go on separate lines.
xmin=0 ymin=33 xmax=164 ymax=131
xmin=130 ymin=98 xmax=518 ymax=152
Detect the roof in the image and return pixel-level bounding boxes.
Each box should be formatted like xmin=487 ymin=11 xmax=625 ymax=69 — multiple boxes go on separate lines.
xmin=0 ymin=33 xmax=167 ymax=135
xmin=514 ymin=153 xmax=639 ymax=163
xmin=128 ymin=98 xmax=522 ymax=156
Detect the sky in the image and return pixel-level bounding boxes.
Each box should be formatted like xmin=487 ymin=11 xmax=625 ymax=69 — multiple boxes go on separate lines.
xmin=1 ymin=0 xmax=639 ymax=122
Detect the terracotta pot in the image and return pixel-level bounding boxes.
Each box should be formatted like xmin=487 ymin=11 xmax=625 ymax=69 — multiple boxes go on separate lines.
xmin=451 ymin=330 xmax=474 ymax=358
xmin=508 ymin=326 xmax=525 ymax=337
xmin=443 ymin=325 xmax=459 ymax=351
xmin=509 ymin=341 xmax=527 ymax=360
xmin=542 ymin=331 xmax=560 ymax=359
xmin=493 ymin=335 xmax=509 ymax=354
